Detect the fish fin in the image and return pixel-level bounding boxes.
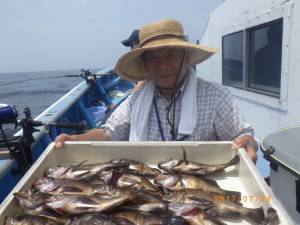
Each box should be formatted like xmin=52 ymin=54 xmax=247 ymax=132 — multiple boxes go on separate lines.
xmin=73 ymin=160 xmax=88 ymax=169
xmin=202 ymin=177 xmax=220 ymax=187
xmin=181 ymin=146 xmax=187 ymax=161
xmin=226 ymin=155 xmax=240 ymax=167
xmin=260 ymin=207 xmax=280 ymax=225
xmin=75 ymin=171 xmax=90 ymax=179
xmin=63 ymin=160 xmax=88 ymax=176
xmin=244 ymin=206 xmax=265 ymax=224
xmin=48 ymin=207 xmax=68 ymax=216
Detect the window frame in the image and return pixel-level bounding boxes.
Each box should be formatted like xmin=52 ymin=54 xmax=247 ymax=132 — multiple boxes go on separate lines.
xmin=220 ymin=1 xmax=292 ymax=112
xmin=222 ymin=30 xmax=244 ymax=89
xmin=245 ymin=18 xmax=283 ymax=98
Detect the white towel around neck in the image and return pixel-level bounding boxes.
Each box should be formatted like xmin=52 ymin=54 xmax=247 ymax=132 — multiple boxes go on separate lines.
xmin=129 ymin=68 xmax=197 ymax=141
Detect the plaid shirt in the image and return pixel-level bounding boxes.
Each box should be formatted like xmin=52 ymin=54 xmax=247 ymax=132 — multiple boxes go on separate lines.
xmin=101 ymin=77 xmax=253 ymax=141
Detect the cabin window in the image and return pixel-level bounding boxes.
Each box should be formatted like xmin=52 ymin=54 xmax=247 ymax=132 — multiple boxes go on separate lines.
xmin=222 ymin=19 xmax=283 ymax=98
xmin=222 ymin=31 xmax=244 ymax=88
xmin=247 ymin=19 xmax=283 ymax=96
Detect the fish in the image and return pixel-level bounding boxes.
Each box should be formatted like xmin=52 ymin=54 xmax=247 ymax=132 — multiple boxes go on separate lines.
xmin=13 ymin=188 xmax=46 ymax=213
xmin=121 ymin=201 xmax=167 ymax=213
xmin=168 ymin=202 xmax=226 ymax=225
xmin=45 ymin=160 xmax=125 ymax=181
xmin=21 ymin=208 xmax=68 ymax=224
xmin=45 ymin=188 xmax=136 ymax=215
xmin=33 ymin=177 xmax=111 ymax=196
xmin=98 ymin=169 xmax=115 ymax=183
xmin=110 ymin=171 xmax=163 ymax=196
xmin=164 ymin=189 xmax=265 ymax=224
xmin=154 ymin=173 xmax=241 ymax=197
xmin=112 ymin=211 xmax=169 ymax=225
xmin=111 ymin=159 xmax=161 ymax=176
xmin=132 ymin=191 xmax=163 ymax=204
xmin=260 ymin=207 xmax=280 ymax=225
xmin=5 ymin=215 xmax=60 ymax=225
xmin=163 ymin=189 xmax=217 ymax=206
xmin=13 ymin=188 xmax=68 ymax=223
xmin=66 ymin=213 xmax=126 ymax=225
xmin=158 ymin=149 xmax=239 ymax=176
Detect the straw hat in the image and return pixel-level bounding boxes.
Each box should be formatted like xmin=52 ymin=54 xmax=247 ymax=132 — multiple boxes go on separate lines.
xmin=114 ymin=19 xmax=218 ymax=81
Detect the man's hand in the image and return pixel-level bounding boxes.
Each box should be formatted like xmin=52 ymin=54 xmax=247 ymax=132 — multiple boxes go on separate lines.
xmin=54 ymin=129 xmax=110 ymax=149
xmin=55 ymin=134 xmax=76 ymax=148
xmin=232 ymin=134 xmax=258 ymax=163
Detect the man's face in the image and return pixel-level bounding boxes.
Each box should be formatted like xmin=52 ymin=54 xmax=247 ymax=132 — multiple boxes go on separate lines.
xmin=141 ymin=48 xmax=188 ymax=88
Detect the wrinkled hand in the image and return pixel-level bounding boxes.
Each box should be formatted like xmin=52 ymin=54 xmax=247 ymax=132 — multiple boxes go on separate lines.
xmin=55 ymin=134 xmax=76 ymax=149
xmin=232 ymin=134 xmax=258 ymax=163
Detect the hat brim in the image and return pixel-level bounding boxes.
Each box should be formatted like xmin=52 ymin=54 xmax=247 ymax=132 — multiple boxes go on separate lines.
xmin=114 ymin=37 xmax=218 ymax=81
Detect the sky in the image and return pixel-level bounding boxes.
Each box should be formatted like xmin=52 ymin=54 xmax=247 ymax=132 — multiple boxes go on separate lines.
xmin=0 ymin=0 xmax=222 ymax=73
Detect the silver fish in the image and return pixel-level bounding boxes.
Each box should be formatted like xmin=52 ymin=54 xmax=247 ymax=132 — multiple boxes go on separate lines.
xmin=164 ymin=189 xmax=265 ymax=224
xmin=45 ymin=161 xmax=117 ymax=181
xmin=45 ymin=188 xmax=135 ymax=215
xmin=112 ymin=211 xmax=168 ymax=225
xmin=111 ymin=172 xmax=163 ymax=196
xmin=158 ymin=152 xmax=239 ymax=176
xmin=154 ymin=173 xmax=241 ymax=197
xmin=168 ymin=202 xmax=226 ymax=225
xmin=111 ymin=159 xmax=161 ymax=176
xmin=66 ymin=213 xmax=119 ymax=225
xmin=121 ymin=201 xmax=167 ymax=213
xmin=13 ymin=188 xmax=46 ymax=213
xmin=5 ymin=215 xmax=60 ymax=225
xmin=34 ymin=177 xmax=111 ymax=196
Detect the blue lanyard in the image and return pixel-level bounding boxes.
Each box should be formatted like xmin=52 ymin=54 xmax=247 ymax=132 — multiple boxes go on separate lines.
xmin=153 ymin=96 xmax=188 ymax=141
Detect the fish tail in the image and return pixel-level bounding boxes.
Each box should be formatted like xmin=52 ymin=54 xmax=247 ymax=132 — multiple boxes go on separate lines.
xmin=244 ymin=207 xmax=265 ymax=224
xmin=226 ymin=155 xmax=240 ymax=166
xmin=260 ymin=207 xmax=280 ymax=225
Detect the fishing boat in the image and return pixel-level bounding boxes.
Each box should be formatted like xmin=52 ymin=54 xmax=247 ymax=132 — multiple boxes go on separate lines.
xmin=198 ymin=0 xmax=300 ymax=222
xmin=0 ymin=0 xmax=300 ymax=223
xmin=0 ymin=68 xmax=134 ymax=202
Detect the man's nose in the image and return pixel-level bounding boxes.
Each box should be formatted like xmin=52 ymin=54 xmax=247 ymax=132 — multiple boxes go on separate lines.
xmin=156 ymin=57 xmax=171 ymax=68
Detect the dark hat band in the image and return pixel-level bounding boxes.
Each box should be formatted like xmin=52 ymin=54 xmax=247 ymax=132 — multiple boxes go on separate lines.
xmin=139 ymin=34 xmax=186 ymax=47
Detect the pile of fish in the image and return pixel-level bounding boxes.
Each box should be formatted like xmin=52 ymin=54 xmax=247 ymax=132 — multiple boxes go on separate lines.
xmin=5 ymin=150 xmax=280 ymax=225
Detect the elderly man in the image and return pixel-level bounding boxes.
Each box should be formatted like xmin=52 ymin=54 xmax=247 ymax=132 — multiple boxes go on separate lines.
xmin=55 ymin=19 xmax=258 ymax=162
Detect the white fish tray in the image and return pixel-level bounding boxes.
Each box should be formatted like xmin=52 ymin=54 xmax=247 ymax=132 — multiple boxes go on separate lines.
xmin=0 ymin=141 xmax=295 ymax=224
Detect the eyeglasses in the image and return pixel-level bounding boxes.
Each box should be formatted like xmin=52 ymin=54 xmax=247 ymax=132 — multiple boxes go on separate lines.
xmin=141 ymin=49 xmax=184 ymax=65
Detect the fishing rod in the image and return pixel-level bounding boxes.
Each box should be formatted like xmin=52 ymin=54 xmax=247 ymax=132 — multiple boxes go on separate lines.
xmin=0 ymin=68 xmax=112 ymax=87
xmin=0 ymin=104 xmax=86 ymax=175
xmin=0 ymin=75 xmax=81 ymax=87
